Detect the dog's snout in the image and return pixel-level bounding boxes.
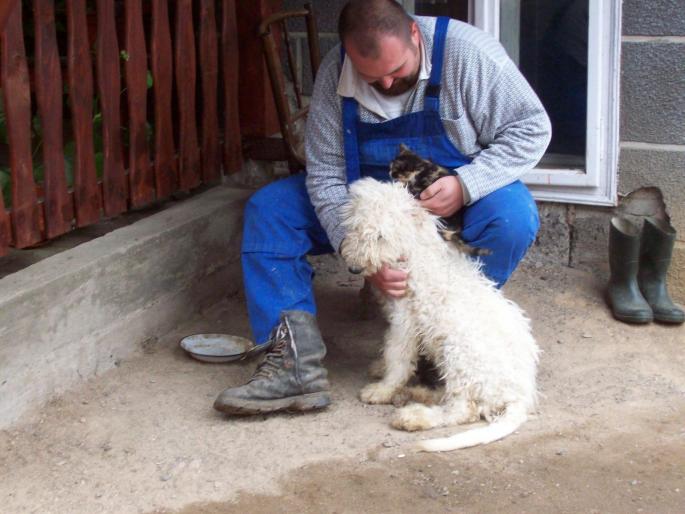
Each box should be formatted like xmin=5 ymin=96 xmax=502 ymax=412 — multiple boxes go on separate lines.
xmin=348 ymin=265 xmax=365 ymax=275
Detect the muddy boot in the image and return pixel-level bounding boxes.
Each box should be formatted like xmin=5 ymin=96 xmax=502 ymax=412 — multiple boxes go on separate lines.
xmin=214 ymin=311 xmax=331 ymax=415
xmin=638 ymin=218 xmax=685 ymax=324
xmin=607 ymin=217 xmax=653 ymax=324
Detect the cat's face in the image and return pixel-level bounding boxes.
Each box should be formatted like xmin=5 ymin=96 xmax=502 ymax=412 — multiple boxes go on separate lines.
xmin=389 ymin=145 xmax=425 ymax=184
xmin=389 ymin=144 xmax=448 ymax=194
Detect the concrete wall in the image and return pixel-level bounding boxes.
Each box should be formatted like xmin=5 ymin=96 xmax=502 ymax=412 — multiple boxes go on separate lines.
xmin=617 ymin=0 xmax=685 ymax=301
xmin=547 ymin=0 xmax=685 ymax=301
xmin=0 ymin=186 xmax=250 ymax=428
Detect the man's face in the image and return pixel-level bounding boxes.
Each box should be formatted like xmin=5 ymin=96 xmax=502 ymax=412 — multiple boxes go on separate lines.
xmin=345 ymin=23 xmax=421 ymax=97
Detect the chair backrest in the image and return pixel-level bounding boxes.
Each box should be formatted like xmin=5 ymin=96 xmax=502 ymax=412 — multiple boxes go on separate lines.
xmin=259 ymin=3 xmax=321 ymax=168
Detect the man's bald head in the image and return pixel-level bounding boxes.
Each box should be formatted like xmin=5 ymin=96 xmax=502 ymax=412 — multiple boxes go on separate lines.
xmin=338 ymin=0 xmax=414 ymax=58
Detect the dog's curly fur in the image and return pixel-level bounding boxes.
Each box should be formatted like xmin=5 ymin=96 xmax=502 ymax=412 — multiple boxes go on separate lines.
xmin=340 ymin=178 xmax=540 ymax=452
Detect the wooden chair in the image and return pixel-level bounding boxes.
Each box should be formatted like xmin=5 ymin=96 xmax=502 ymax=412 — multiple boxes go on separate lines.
xmin=246 ymin=3 xmax=321 ymax=172
xmin=257 ymin=4 xmax=379 ymax=317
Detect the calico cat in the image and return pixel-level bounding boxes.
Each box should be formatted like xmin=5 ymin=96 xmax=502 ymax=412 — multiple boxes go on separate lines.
xmin=389 ymin=144 xmax=490 ymax=257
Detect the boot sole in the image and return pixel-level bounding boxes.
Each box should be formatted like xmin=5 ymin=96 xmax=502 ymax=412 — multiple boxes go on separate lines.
xmin=214 ymin=391 xmax=331 ymax=416
xmin=612 ymin=312 xmax=652 ymax=324
xmin=653 ymin=315 xmax=685 ymax=324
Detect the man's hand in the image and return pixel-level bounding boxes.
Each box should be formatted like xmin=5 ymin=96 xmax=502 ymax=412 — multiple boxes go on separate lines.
xmin=368 ymin=263 xmax=408 ymax=298
xmin=419 ymin=175 xmax=464 ymax=217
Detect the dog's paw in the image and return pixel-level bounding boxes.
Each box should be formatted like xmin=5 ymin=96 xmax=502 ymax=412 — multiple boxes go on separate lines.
xmin=391 ymin=403 xmax=438 ymax=432
xmin=359 ymin=382 xmax=397 ymax=404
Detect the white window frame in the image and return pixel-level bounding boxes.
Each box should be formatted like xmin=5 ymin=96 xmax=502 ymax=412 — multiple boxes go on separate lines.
xmin=408 ymin=0 xmax=622 ymax=206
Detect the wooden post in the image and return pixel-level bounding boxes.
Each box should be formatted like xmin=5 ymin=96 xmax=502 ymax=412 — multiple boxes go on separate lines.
xmin=1 ymin=0 xmax=43 ymax=248
xmin=96 ymin=0 xmax=127 ymax=216
xmin=222 ymin=0 xmax=243 ymax=174
xmin=66 ymin=0 xmax=101 ymax=227
xmin=175 ymin=0 xmax=201 ymax=191
xmin=125 ymin=0 xmax=154 ymax=207
xmin=235 ymin=0 xmax=284 ymax=137
xmin=151 ymin=0 xmax=177 ymax=198
xmin=200 ymin=0 xmax=221 ymax=183
xmin=0 ymin=0 xmax=19 ymax=36
xmin=34 ymin=0 xmax=74 ymax=238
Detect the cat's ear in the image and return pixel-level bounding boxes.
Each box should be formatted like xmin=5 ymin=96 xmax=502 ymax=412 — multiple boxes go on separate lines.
xmin=399 ymin=143 xmax=412 ymax=155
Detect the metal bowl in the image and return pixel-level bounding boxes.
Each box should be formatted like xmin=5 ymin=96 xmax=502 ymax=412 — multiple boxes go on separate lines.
xmin=180 ymin=333 xmax=256 ymax=363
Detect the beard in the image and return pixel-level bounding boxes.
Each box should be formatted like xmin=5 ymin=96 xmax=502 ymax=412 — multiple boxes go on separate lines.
xmin=370 ymin=68 xmax=420 ymax=96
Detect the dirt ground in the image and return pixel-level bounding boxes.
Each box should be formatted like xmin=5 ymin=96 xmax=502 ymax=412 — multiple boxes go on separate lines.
xmin=1 ymin=256 xmax=684 ymax=514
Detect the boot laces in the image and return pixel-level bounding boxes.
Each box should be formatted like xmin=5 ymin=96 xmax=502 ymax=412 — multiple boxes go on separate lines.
xmin=250 ymin=323 xmax=290 ymax=381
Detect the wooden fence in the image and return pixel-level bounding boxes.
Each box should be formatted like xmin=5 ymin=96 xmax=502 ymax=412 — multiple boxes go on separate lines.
xmin=0 ymin=0 xmax=243 ymax=256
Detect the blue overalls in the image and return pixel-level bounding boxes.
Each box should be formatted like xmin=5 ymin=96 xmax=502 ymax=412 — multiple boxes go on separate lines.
xmin=241 ymin=17 xmax=539 ymax=344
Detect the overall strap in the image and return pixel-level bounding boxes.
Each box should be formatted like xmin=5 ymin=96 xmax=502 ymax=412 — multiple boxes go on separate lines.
xmin=342 ymin=97 xmax=361 ymax=182
xmin=424 ymin=16 xmax=450 ymax=112
xmin=340 ymin=45 xmax=361 ymax=182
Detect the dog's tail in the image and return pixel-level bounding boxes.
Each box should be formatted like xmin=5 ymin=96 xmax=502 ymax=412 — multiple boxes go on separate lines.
xmin=415 ymin=402 xmax=528 ymax=452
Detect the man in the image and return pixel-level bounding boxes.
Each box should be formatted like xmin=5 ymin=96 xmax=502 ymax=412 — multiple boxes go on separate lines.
xmin=214 ymin=0 xmax=551 ymax=415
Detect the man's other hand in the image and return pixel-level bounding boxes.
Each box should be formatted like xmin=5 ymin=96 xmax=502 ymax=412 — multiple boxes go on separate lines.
xmin=419 ymin=175 xmax=463 ymax=217
xmin=368 ymin=263 xmax=408 ymax=298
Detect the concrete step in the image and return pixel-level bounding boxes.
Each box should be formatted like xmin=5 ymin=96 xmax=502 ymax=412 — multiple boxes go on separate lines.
xmin=0 ymin=185 xmax=251 ymax=429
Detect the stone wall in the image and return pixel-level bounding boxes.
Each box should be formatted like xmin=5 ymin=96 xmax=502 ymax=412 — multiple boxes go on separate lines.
xmin=616 ymin=0 xmax=685 ymax=301
xmin=547 ymin=0 xmax=685 ymax=301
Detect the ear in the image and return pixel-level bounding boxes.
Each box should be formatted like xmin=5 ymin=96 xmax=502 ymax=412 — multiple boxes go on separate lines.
xmin=409 ymin=22 xmax=421 ymax=48
xmin=399 ymin=143 xmax=411 ymax=155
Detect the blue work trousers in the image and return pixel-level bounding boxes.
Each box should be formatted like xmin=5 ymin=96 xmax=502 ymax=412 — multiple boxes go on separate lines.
xmin=241 ymin=173 xmax=539 ymax=344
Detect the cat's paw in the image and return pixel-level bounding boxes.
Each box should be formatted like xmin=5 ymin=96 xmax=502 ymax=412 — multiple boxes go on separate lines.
xmin=391 ymin=403 xmax=437 ymax=432
xmin=359 ymin=382 xmax=397 ymax=404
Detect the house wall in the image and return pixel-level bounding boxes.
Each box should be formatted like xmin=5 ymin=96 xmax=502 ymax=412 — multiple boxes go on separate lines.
xmin=277 ymin=0 xmax=685 ymax=301
xmin=615 ymin=0 xmax=685 ymax=300
xmin=563 ymin=0 xmax=685 ymax=302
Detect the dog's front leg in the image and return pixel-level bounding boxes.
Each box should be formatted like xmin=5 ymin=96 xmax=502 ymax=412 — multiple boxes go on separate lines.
xmin=360 ymin=313 xmax=417 ymax=404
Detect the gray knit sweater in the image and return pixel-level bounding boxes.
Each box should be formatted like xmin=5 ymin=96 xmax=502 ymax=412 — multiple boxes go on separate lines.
xmin=304 ymin=16 xmax=552 ymax=252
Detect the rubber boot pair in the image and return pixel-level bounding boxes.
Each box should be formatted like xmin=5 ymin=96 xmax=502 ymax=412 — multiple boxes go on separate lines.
xmin=607 ymin=217 xmax=684 ymax=324
xmin=214 ymin=310 xmax=331 ymax=415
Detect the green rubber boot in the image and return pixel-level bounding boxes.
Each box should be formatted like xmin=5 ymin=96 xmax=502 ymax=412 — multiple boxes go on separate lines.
xmin=638 ymin=218 xmax=685 ymax=324
xmin=214 ymin=310 xmax=331 ymax=415
xmin=607 ymin=217 xmax=653 ymax=323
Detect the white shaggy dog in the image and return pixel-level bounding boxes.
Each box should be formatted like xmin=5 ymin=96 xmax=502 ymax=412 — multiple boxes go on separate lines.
xmin=340 ymin=178 xmax=540 ymax=452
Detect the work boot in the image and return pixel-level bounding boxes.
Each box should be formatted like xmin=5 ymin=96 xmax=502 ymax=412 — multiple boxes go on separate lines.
xmin=607 ymin=217 xmax=653 ymax=323
xmin=214 ymin=310 xmax=331 ymax=415
xmin=638 ymin=218 xmax=685 ymax=324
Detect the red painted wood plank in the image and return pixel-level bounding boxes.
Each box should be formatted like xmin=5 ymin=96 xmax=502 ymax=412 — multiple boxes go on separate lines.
xmin=66 ymin=0 xmax=101 ymax=227
xmin=0 ymin=0 xmax=19 ymax=36
xmin=199 ymin=0 xmax=220 ymax=183
xmin=96 ymin=0 xmax=127 ymax=216
xmin=0 ymin=0 xmax=16 ymax=254
xmin=34 ymin=0 xmax=74 ymax=238
xmin=125 ymin=0 xmax=153 ymax=207
xmin=235 ymin=0 xmax=282 ymax=138
xmin=151 ymin=0 xmax=177 ymax=199
xmin=1 ymin=1 xmax=43 ymax=248
xmin=0 ymin=201 xmax=9 ymax=255
xmin=222 ymin=0 xmax=243 ymax=174
xmin=175 ymin=0 xmax=201 ymax=191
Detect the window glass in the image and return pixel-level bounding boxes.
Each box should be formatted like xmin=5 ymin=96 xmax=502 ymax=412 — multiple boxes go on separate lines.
xmin=502 ymin=0 xmax=588 ymax=168
xmin=413 ymin=0 xmax=468 ymax=22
